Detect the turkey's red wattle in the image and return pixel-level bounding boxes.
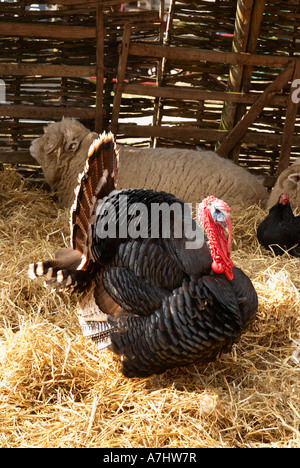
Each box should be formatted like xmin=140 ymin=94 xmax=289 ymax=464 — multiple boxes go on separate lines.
xmin=198 ymin=196 xmax=234 ymax=281
xmin=211 ymin=260 xmax=225 ymax=274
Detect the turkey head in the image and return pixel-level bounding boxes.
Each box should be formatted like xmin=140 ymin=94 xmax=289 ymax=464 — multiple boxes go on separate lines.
xmin=198 ymin=196 xmax=234 ymax=280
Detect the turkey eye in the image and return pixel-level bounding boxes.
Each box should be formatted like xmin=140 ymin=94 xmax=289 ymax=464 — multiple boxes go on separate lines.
xmin=213 ymin=208 xmax=222 ymax=218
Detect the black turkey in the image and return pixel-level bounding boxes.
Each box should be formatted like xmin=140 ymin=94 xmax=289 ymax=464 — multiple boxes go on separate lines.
xmin=257 ymin=191 xmax=300 ymax=257
xmin=29 ymin=133 xmax=257 ymax=377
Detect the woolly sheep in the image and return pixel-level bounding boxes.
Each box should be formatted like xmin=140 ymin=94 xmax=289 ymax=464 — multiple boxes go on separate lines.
xmin=267 ymin=159 xmax=300 ymax=210
xmin=30 ymin=118 xmax=268 ymax=209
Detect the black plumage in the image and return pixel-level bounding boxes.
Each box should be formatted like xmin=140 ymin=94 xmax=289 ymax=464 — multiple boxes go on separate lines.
xmin=29 ymin=132 xmax=257 ymax=377
xmin=257 ymin=192 xmax=300 ymax=257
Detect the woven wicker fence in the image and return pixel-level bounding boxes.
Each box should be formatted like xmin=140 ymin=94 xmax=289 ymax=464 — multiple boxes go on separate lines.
xmin=2 ymin=0 xmax=300 ymax=183
xmin=0 ymin=0 xmax=160 ymax=176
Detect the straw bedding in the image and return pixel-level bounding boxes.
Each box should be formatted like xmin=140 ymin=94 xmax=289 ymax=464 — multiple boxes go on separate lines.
xmin=0 ymin=169 xmax=299 ymax=448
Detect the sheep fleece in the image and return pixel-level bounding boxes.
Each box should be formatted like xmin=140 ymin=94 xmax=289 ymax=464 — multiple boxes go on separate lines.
xmin=30 ymin=118 xmax=268 ymax=209
xmin=117 ymin=146 xmax=268 ymax=208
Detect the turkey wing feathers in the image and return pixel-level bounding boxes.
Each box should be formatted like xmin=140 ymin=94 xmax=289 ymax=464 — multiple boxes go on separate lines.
xmin=110 ymin=274 xmax=251 ymax=377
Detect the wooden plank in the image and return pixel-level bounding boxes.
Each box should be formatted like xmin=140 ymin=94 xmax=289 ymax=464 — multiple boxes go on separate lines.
xmin=0 ymin=151 xmax=36 ymax=165
xmin=121 ymin=83 xmax=288 ymax=107
xmin=276 ymin=61 xmax=300 ymax=176
xmin=0 ymin=105 xmax=97 ymax=120
xmin=216 ymin=62 xmax=295 ymax=158
xmin=117 ymin=124 xmax=300 ymax=147
xmin=0 ymin=22 xmax=96 ymax=39
xmin=111 ymin=24 xmax=132 ymax=135
xmin=0 ymin=63 xmax=96 ymax=78
xmin=127 ymin=43 xmax=296 ymax=69
xmin=95 ymin=5 xmax=105 ymax=133
xmin=118 ymin=125 xmax=227 ymax=141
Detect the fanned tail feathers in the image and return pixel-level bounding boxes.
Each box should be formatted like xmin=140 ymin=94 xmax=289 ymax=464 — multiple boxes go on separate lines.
xmin=29 ymin=132 xmax=118 ymax=293
xmin=70 ymin=132 xmax=118 ymax=265
xmin=28 ymin=248 xmax=94 ymax=291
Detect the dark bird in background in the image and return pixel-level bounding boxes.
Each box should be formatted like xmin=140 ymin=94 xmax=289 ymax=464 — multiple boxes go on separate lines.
xmin=29 ymin=133 xmax=257 ymax=378
xmin=257 ymin=191 xmax=300 ymax=257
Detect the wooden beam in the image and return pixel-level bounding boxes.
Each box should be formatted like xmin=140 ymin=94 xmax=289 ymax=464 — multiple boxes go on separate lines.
xmin=111 ymin=24 xmax=131 ymax=135
xmin=0 ymin=63 xmax=96 ymax=78
xmin=276 ymin=60 xmax=300 ymax=176
xmin=0 ymin=22 xmax=96 ymax=39
xmin=0 ymin=105 xmax=97 ymax=120
xmin=219 ymin=0 xmax=255 ymax=139
xmin=126 ymin=43 xmax=296 ymax=69
xmin=0 ymin=151 xmax=36 ymax=165
xmin=95 ymin=5 xmax=105 ymax=133
xmin=121 ymin=83 xmax=288 ymax=107
xmin=117 ymin=124 xmax=300 ymax=147
xmin=216 ymin=61 xmax=295 ymax=158
xmin=117 ymin=124 xmax=226 ymax=141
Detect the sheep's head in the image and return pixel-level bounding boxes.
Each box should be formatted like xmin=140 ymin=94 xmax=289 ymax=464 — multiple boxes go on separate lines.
xmin=277 ymin=162 xmax=300 ymax=200
xmin=30 ymin=118 xmax=97 ymax=206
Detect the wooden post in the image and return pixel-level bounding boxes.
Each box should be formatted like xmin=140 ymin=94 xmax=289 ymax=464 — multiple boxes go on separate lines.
xmin=216 ymin=62 xmax=295 ymax=158
xmin=152 ymin=0 xmax=176 ymax=147
xmin=227 ymin=0 xmax=267 ymax=162
xmin=276 ymin=60 xmax=300 ymax=176
xmin=218 ymin=0 xmax=255 ymax=142
xmin=152 ymin=0 xmax=165 ymax=148
xmin=217 ymin=0 xmax=266 ymax=161
xmin=241 ymin=0 xmax=267 ymax=89
xmin=95 ymin=5 xmax=105 ymax=133
xmin=110 ymin=24 xmax=131 ymax=136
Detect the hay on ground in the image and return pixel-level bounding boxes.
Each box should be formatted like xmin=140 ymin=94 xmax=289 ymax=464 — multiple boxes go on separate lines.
xmin=0 ymin=169 xmax=299 ymax=448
